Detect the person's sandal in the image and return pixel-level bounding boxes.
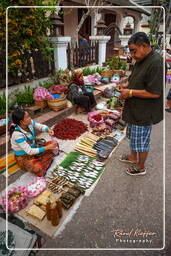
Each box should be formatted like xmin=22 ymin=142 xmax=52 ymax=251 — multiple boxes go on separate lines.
xmin=118 ymin=154 xmax=137 ymax=164
xmin=126 ymin=166 xmax=146 ymax=176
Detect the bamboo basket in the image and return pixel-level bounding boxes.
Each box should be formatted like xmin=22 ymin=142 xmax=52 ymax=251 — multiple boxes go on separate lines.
xmin=47 ymin=94 xmax=67 ymax=111
xmin=101 ymin=70 xmax=114 ymax=78
xmin=35 ymin=100 xmax=47 ymax=108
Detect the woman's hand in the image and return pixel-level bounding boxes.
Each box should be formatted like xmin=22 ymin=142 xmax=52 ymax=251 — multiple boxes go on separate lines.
xmin=44 ymin=142 xmax=58 ymax=151
xmin=48 ymin=129 xmax=54 ymax=136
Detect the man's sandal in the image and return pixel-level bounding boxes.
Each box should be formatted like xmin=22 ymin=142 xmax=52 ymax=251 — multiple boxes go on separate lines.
xmin=118 ymin=154 xmax=137 ymax=164
xmin=126 ymin=166 xmax=146 ymax=176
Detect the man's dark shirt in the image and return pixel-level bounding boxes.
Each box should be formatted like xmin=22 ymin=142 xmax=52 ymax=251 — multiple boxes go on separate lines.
xmin=122 ymin=51 xmax=163 ymax=126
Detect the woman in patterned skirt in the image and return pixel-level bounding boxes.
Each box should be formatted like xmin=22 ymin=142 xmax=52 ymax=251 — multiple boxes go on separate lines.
xmin=10 ymin=108 xmax=58 ymax=176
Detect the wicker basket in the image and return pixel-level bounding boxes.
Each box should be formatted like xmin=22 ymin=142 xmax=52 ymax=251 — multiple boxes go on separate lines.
xmin=113 ymin=70 xmax=125 ymax=77
xmin=35 ymin=100 xmax=47 ymax=108
xmin=47 ymin=94 xmax=67 ymax=111
xmin=101 ymin=70 xmax=114 ymax=78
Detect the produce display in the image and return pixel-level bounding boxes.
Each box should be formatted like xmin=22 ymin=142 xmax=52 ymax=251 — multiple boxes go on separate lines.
xmin=46 ymin=176 xmax=73 ymax=194
xmin=88 ymin=111 xmax=104 ymax=127
xmin=93 ymin=136 xmax=118 ymax=160
xmin=53 ymin=118 xmax=88 ymax=140
xmin=75 ymin=133 xmax=99 ymax=157
xmin=90 ymin=111 xmax=121 ymax=137
xmin=60 ymin=185 xmax=85 ymax=209
xmin=1 ymin=71 xmax=129 ymax=236
xmin=52 ymin=152 xmax=105 ymax=190
xmin=27 ymin=177 xmax=47 ymax=197
xmin=26 ymin=204 xmax=46 ymax=220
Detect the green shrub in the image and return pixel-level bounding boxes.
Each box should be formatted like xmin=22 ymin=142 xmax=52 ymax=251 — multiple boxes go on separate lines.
xmin=95 ymin=66 xmax=105 ymax=74
xmin=106 ymin=55 xmax=127 ymax=71
xmin=0 ymin=92 xmax=6 ymax=116
xmin=51 ymin=69 xmax=64 ymax=84
xmin=82 ymin=66 xmax=105 ymax=76
xmin=15 ymin=85 xmax=34 ymax=106
xmin=39 ymin=80 xmax=53 ymax=89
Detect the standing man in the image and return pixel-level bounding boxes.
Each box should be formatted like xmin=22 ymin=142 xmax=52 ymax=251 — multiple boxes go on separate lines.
xmin=78 ymin=33 xmax=90 ymax=64
xmin=119 ymin=32 xmax=163 ymax=176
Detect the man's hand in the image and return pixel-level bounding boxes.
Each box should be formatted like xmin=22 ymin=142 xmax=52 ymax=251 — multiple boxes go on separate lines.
xmin=117 ymin=81 xmax=129 ymax=90
xmin=119 ymin=88 xmax=130 ymax=99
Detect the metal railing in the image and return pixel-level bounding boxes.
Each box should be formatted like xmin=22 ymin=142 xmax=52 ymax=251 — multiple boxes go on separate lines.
xmin=0 ymin=49 xmax=55 ymax=88
xmin=67 ymin=41 xmax=99 ymax=69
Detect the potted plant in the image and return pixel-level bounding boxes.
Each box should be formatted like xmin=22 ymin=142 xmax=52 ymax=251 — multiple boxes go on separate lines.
xmin=105 ymin=55 xmax=127 ymax=77
xmin=15 ymin=86 xmax=34 ymax=107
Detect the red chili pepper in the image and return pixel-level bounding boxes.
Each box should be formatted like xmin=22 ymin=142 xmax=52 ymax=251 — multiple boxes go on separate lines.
xmin=53 ymin=118 xmax=88 ymax=140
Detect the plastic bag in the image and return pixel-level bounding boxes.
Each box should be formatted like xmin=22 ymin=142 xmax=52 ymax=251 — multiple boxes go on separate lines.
xmin=50 ymin=136 xmax=59 ymax=156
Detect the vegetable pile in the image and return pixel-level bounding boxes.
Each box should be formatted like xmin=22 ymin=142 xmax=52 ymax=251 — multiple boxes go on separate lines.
xmin=53 ymin=118 xmax=88 ymax=140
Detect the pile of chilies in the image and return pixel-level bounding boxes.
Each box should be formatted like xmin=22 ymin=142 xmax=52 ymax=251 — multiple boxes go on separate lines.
xmin=53 ymin=118 xmax=88 ymax=140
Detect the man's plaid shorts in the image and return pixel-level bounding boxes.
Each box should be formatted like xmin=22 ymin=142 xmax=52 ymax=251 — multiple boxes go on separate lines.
xmin=126 ymin=124 xmax=152 ymax=152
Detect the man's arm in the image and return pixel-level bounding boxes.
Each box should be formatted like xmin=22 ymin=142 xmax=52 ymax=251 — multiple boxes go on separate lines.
xmin=120 ymin=88 xmax=160 ymax=100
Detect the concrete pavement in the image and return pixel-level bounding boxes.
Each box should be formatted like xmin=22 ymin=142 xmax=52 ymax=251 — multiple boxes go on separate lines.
xmin=35 ymin=115 xmax=169 ymax=255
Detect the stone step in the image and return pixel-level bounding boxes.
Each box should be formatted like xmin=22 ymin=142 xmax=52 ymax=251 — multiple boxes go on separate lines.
xmin=0 ymin=89 xmax=103 ymax=157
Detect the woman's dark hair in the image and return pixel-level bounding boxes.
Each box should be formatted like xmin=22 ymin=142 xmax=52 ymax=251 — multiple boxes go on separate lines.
xmin=128 ymin=32 xmax=151 ymax=46
xmin=10 ymin=108 xmax=25 ymax=136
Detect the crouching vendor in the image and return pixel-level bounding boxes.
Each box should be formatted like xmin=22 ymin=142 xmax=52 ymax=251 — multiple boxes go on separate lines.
xmin=10 ymin=108 xmax=58 ymax=177
xmin=67 ymin=71 xmax=97 ymax=113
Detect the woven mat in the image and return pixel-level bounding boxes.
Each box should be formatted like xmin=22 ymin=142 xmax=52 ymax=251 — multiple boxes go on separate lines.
xmin=0 ymin=153 xmax=20 ymax=176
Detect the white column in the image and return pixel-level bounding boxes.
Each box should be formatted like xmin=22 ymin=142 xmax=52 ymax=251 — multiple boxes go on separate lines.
xmin=90 ymin=35 xmax=111 ymax=66
xmin=134 ymin=20 xmax=140 ymax=33
xmin=91 ymin=10 xmax=98 ymax=36
xmin=49 ymin=37 xmax=71 ymax=70
xmin=119 ymin=35 xmax=130 ymax=46
xmin=117 ymin=14 xmax=124 ymax=35
xmin=134 ymin=14 xmax=142 ymax=33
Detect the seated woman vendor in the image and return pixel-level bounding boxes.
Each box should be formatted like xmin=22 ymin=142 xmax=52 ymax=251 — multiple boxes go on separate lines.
xmin=10 ymin=108 xmax=58 ymax=177
xmin=67 ymin=70 xmax=97 ymax=113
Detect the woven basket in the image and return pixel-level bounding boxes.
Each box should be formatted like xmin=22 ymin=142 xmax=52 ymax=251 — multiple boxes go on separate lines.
xmin=47 ymin=94 xmax=67 ymax=111
xmin=101 ymin=70 xmax=114 ymax=78
xmin=35 ymin=100 xmax=47 ymax=108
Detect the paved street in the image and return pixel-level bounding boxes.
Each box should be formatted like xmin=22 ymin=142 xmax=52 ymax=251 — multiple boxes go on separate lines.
xmin=0 ymin=98 xmax=169 ymax=256
xmin=35 ymin=110 xmax=170 ymax=256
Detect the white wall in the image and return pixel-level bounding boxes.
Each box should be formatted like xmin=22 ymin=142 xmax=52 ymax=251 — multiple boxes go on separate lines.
xmin=64 ymin=8 xmax=78 ymax=41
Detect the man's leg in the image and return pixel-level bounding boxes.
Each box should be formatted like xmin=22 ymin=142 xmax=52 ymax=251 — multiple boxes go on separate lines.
xmin=136 ymin=152 xmax=149 ymax=170
xmin=127 ymin=151 xmax=138 ymax=163
xmin=125 ymin=124 xmax=138 ymax=162
xmin=126 ymin=125 xmax=151 ymax=175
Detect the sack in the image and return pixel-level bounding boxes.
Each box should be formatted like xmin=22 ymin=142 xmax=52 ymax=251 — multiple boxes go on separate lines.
xmin=34 ymin=86 xmax=54 ymax=101
xmin=88 ymin=111 xmax=104 ymax=127
xmin=1 ymin=186 xmax=29 ymax=213
xmin=50 ymin=136 xmax=59 ymax=156
xmin=105 ymin=118 xmax=116 ymax=127
xmin=103 ymin=87 xmax=115 ymax=98
xmin=48 ymin=84 xmax=68 ymax=94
